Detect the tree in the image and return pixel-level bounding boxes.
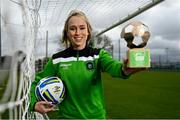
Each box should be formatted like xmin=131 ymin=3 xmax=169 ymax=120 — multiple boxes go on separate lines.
xmin=89 ymin=31 xmax=113 ymax=55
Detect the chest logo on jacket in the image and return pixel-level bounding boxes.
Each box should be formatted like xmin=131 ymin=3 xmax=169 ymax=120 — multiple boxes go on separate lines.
xmin=86 ymin=61 xmax=94 ymax=70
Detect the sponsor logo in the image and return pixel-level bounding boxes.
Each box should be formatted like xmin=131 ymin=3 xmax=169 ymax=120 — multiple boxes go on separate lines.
xmin=135 ymin=52 xmax=144 ymax=61
xmin=53 ymin=86 xmax=61 ymax=93
xmin=60 ymin=63 xmax=72 ymax=69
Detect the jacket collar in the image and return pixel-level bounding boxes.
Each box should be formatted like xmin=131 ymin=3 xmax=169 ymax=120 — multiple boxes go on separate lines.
xmin=67 ymin=46 xmax=91 ymax=57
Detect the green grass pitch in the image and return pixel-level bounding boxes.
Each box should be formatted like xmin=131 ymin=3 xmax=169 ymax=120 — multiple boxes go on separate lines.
xmin=102 ymin=71 xmax=180 ymax=119
xmin=0 ymin=70 xmax=180 ymax=119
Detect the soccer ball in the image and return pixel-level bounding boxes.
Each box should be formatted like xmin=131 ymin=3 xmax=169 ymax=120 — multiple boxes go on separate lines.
xmin=35 ymin=77 xmax=65 ymax=104
xmin=121 ymin=21 xmax=150 ymax=48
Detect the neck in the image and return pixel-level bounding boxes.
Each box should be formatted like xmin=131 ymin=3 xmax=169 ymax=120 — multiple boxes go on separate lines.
xmin=72 ymin=44 xmax=86 ymax=50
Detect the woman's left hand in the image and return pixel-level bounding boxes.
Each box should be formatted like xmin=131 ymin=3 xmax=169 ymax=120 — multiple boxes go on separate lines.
xmin=122 ymin=59 xmax=147 ymax=76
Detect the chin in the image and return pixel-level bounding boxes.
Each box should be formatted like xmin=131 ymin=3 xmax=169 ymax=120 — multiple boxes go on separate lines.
xmin=74 ymin=43 xmax=85 ymax=49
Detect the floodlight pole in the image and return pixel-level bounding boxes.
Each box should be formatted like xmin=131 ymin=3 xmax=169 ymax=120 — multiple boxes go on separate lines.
xmin=166 ymin=48 xmax=169 ymax=64
xmin=0 ymin=17 xmax=1 ymax=58
xmin=118 ymin=38 xmax=121 ymax=60
xmin=0 ymin=0 xmax=1 ymax=57
xmin=96 ymin=0 xmax=165 ymax=37
xmin=45 ymin=31 xmax=48 ymax=59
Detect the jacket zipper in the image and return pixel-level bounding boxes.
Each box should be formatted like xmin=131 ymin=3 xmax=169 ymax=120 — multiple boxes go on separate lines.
xmin=77 ymin=50 xmax=79 ymax=61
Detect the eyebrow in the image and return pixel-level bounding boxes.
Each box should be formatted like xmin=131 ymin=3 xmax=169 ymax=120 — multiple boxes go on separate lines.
xmin=69 ymin=25 xmax=86 ymax=28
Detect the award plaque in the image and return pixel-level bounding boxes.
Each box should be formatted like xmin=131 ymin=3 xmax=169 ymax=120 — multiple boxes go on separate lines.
xmin=121 ymin=21 xmax=151 ymax=68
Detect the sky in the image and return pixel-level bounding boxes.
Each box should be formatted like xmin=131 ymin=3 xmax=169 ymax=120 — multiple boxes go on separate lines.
xmin=1 ymin=0 xmax=180 ymax=62
xmin=33 ymin=0 xmax=180 ymax=62
xmin=104 ymin=0 xmax=180 ymax=62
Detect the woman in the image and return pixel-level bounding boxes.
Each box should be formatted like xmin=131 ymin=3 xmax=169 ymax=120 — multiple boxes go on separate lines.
xmin=30 ymin=10 xmax=142 ymax=119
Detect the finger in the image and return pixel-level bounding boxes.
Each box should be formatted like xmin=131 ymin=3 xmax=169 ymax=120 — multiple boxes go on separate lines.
xmin=44 ymin=107 xmax=56 ymax=113
xmin=123 ymin=58 xmax=128 ymax=64
xmin=41 ymin=104 xmax=56 ymax=113
xmin=122 ymin=58 xmax=128 ymax=70
xmin=40 ymin=101 xmax=55 ymax=109
xmin=41 ymin=101 xmax=54 ymax=106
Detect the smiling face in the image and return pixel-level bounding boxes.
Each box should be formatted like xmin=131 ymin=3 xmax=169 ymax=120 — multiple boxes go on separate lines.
xmin=67 ymin=16 xmax=89 ymax=50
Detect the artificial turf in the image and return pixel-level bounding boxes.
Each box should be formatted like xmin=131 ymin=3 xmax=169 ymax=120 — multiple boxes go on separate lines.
xmin=102 ymin=71 xmax=180 ymax=119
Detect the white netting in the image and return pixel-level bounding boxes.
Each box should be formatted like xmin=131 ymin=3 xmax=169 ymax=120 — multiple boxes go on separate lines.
xmin=0 ymin=0 xmax=47 ymax=119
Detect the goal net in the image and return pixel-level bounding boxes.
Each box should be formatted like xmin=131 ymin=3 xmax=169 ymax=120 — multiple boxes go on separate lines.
xmin=0 ymin=0 xmax=48 ymax=119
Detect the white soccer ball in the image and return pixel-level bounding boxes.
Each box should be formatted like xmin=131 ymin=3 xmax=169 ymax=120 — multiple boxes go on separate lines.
xmin=35 ymin=77 xmax=65 ymax=104
xmin=121 ymin=21 xmax=150 ymax=48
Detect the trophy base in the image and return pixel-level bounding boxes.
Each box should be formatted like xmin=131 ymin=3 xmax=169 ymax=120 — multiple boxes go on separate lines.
xmin=127 ymin=48 xmax=151 ymax=68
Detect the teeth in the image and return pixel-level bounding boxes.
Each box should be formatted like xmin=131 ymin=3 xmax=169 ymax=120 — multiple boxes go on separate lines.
xmin=75 ymin=37 xmax=81 ymax=40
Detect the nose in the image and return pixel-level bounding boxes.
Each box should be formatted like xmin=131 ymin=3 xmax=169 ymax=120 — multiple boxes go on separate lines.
xmin=75 ymin=28 xmax=80 ymax=35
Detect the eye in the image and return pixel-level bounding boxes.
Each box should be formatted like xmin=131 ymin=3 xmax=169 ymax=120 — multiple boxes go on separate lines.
xmin=69 ymin=27 xmax=76 ymax=31
xmin=80 ymin=27 xmax=85 ymax=30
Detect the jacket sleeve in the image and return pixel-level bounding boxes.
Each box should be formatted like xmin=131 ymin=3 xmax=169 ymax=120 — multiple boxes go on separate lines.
xmin=99 ymin=49 xmax=129 ymax=79
xmin=29 ymin=59 xmax=57 ymax=111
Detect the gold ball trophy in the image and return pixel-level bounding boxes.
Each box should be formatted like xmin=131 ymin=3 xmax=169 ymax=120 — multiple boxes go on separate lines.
xmin=121 ymin=21 xmax=151 ymax=68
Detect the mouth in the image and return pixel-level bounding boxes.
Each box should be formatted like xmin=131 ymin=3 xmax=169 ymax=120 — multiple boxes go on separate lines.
xmin=74 ymin=37 xmax=82 ymax=41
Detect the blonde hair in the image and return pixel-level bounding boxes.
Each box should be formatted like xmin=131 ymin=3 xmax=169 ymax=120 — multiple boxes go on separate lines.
xmin=62 ymin=10 xmax=92 ymax=48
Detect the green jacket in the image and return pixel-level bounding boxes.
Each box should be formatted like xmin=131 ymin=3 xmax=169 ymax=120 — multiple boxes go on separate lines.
xmin=30 ymin=46 xmax=129 ymax=119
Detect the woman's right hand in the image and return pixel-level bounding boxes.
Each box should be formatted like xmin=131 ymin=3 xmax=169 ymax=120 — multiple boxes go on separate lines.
xmin=34 ymin=101 xmax=56 ymax=114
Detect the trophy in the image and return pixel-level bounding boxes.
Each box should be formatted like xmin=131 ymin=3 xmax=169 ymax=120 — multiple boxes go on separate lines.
xmin=121 ymin=21 xmax=151 ymax=68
